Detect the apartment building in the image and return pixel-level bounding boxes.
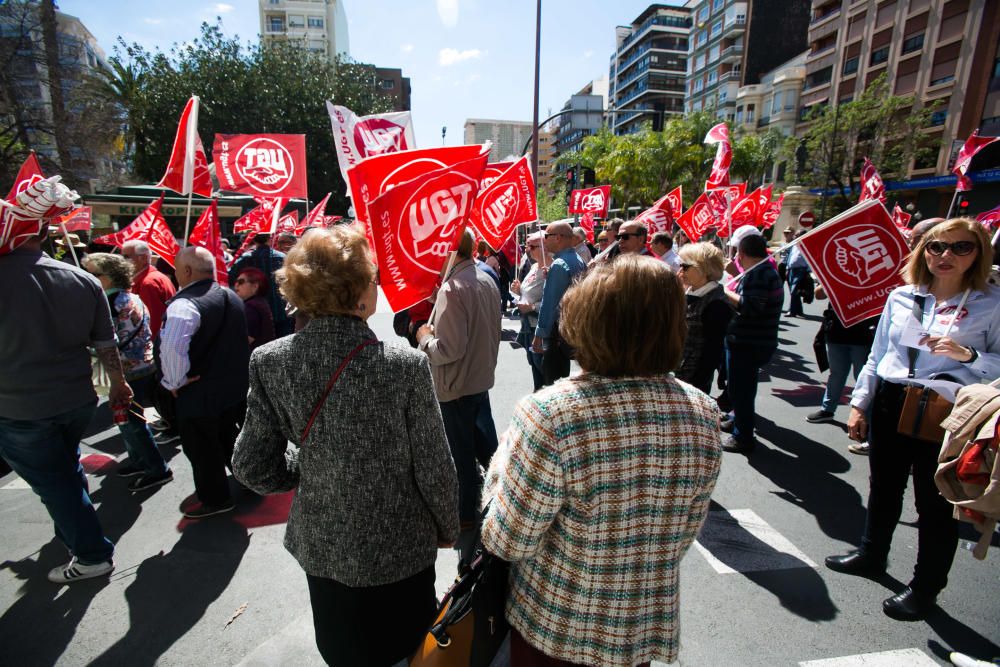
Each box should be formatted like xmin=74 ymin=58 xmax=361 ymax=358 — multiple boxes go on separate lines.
xmin=463 ymin=119 xmax=535 ymax=163
xmin=608 ymin=4 xmax=691 ymax=135
xmin=536 ymin=124 xmax=558 ymax=193
xmin=374 ymin=67 xmax=412 ymax=112
xmin=259 ymin=0 xmax=350 ymax=60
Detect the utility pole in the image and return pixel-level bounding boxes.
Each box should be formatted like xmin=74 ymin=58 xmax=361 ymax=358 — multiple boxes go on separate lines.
xmin=530 ymin=0 xmax=542 ymax=186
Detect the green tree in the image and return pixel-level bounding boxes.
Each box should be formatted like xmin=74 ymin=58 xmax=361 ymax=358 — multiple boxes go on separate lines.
xmin=731 ymin=127 xmax=785 ymax=188
xmin=536 ymin=186 xmax=567 ymax=223
xmin=119 ymin=21 xmax=392 ymax=214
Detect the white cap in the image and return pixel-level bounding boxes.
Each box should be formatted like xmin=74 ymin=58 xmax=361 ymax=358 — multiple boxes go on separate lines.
xmin=526 ymin=231 xmax=544 ymax=242
xmin=727 ymin=225 xmax=763 ymax=247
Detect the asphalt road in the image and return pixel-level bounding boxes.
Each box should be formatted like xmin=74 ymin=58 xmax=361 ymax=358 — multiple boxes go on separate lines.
xmin=1 ymin=287 xmax=997 ymax=667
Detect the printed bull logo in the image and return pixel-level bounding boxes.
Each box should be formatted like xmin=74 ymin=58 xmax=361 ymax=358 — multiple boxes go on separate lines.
xmin=579 ymin=190 xmax=605 ymax=213
xmin=354 ymin=118 xmax=408 ymax=156
xmin=236 ymin=139 xmax=294 ymax=194
xmin=402 ymin=174 xmax=477 ymax=273
xmin=481 ymin=184 xmax=518 ymax=234
xmin=823 ymin=225 xmax=904 ymax=288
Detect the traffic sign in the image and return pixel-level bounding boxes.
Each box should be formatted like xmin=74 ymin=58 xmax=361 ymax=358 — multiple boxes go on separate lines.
xmin=799 ymin=210 xmax=815 ymax=228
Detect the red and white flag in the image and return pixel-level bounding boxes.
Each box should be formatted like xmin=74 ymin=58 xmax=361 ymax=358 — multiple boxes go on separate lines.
xmin=233 ymin=197 xmax=287 ymax=234
xmin=729 ymin=193 xmax=760 ymax=232
xmin=704 ymin=123 xmax=732 ymax=191
xmin=760 ymin=193 xmax=784 ymax=229
xmin=187 ymin=199 xmax=227 ymax=284
xmin=323 ymin=215 xmax=343 ymax=227
xmin=975 ymin=203 xmax=1000 ymax=228
xmin=704 ymin=123 xmax=729 ymax=144
xmin=953 ymin=130 xmax=1000 ymax=192
xmin=579 ymin=211 xmax=595 ymax=243
xmin=327 ymin=102 xmax=417 ymax=185
xmin=367 ymin=154 xmax=488 ymax=312
xmin=156 ymin=96 xmax=212 ymax=198
xmin=93 ymin=194 xmax=167 ymax=249
xmin=675 ymin=192 xmax=715 ymax=242
xmin=230 ymin=231 xmax=256 ymax=266
xmin=467 ymin=156 xmax=537 ymax=250
xmin=481 ymin=162 xmax=514 ymax=189
xmin=213 ymin=134 xmax=308 ymax=199
xmin=633 ymin=186 xmax=681 ymax=236
xmin=754 ymin=185 xmax=773 ymax=226
xmin=795 ymin=199 xmax=908 ymax=327
xmin=891 ymin=204 xmax=912 ymax=238
xmin=0 ymin=152 xmax=47 ymax=254
xmin=275 ymin=211 xmax=299 ymax=235
xmin=859 ymin=157 xmax=886 ymax=204
xmin=146 ymin=210 xmax=181 ymax=269
xmin=297 ymin=192 xmax=332 ymax=234
xmin=56 ymin=207 xmax=92 ymax=233
xmin=568 ymin=185 xmax=611 ymax=216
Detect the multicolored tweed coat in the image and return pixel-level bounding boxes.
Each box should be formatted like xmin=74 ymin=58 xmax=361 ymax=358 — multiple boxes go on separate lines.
xmin=481 ymin=373 xmax=722 ymax=666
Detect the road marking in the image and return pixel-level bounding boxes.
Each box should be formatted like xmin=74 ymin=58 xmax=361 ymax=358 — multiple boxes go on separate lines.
xmin=798 ymin=648 xmax=939 ymax=666
xmin=694 ymin=508 xmax=817 ymax=574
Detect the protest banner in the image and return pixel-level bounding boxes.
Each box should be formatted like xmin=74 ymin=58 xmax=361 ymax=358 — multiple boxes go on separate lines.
xmin=275 ymin=211 xmax=299 ymax=235
xmin=579 ymin=211 xmax=595 ymax=243
xmin=568 ymin=185 xmax=611 ymax=216
xmin=56 ymin=207 xmax=92 ymax=233
xmin=213 ymin=134 xmax=308 ymax=199
xmin=467 ymin=156 xmax=536 ymax=250
xmin=975 ymin=202 xmax=1000 ymax=228
xmin=760 ymin=193 xmax=784 ymax=229
xmin=482 ymin=162 xmax=513 ymax=189
xmin=297 ymin=192 xmax=332 ymax=234
xmin=327 ymin=102 xmax=417 ymax=185
xmin=859 ymin=157 xmax=886 ymax=204
xmin=953 ymin=129 xmax=999 ymax=193
xmin=146 ymin=211 xmax=181 ymax=268
xmin=675 ymin=192 xmax=715 ymax=242
xmin=633 ymin=186 xmax=681 ymax=236
xmin=155 ymin=96 xmax=212 ymax=243
xmin=891 ymin=204 xmax=912 ymax=238
xmin=94 ymin=194 xmax=167 ymax=249
xmin=704 ymin=123 xmax=731 ymax=190
xmin=187 ymin=199 xmax=227 ymax=284
xmin=233 ymin=197 xmax=287 ymax=234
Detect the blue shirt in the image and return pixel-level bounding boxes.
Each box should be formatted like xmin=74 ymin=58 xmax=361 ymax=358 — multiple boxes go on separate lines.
xmin=534 ymin=248 xmax=586 ymax=339
xmin=851 ymin=284 xmax=1000 ymax=411
xmin=787 ymin=245 xmax=810 ymax=270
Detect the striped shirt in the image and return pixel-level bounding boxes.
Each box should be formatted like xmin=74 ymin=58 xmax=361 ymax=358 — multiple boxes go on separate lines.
xmin=481 ymin=374 xmax=722 ymax=666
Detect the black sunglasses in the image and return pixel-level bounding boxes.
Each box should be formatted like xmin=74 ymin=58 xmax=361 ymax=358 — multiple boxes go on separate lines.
xmin=678 ymin=263 xmax=695 ymax=271
xmin=925 ymin=240 xmax=976 ymax=257
xmin=617 ymin=232 xmax=645 ymax=241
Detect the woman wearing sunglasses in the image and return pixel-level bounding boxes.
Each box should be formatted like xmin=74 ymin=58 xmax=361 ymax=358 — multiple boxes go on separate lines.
xmin=675 ymin=242 xmax=733 ymax=394
xmin=510 ymin=231 xmax=550 ymax=390
xmin=233 ymin=267 xmax=275 ymax=352
xmin=826 ymin=217 xmax=1000 ymax=621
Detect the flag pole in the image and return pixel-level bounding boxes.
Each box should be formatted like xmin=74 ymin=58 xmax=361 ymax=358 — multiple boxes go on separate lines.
xmin=427 ymin=242 xmax=461 ymax=326
xmin=182 ymin=191 xmax=193 ymax=247
xmin=945 ymin=188 xmax=960 ymax=219
xmin=59 ymin=221 xmax=80 ymax=267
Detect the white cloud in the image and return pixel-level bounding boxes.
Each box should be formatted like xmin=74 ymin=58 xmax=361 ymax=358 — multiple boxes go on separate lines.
xmin=437 ymin=0 xmax=459 ymax=27
xmin=439 ymin=47 xmax=482 ymax=66
xmin=214 ymin=3 xmax=234 ymax=13
xmin=401 ymin=43 xmax=414 ymax=54
xmin=143 ymin=17 xmax=163 ymax=25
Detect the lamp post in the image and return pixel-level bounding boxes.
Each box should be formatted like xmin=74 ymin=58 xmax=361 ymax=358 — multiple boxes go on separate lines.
xmin=441 ymin=126 xmax=446 ymax=146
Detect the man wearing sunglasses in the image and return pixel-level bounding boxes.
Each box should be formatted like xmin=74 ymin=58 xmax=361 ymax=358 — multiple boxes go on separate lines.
xmin=616 ymin=221 xmax=650 ymax=257
xmin=532 ymin=222 xmax=586 ymax=385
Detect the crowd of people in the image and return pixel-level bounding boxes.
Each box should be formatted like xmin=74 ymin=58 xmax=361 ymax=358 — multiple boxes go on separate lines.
xmin=0 ymin=206 xmax=998 ymax=665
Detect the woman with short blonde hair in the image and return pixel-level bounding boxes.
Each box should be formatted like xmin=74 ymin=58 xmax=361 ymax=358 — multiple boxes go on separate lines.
xmin=675 ymin=242 xmax=732 ymax=393
xmin=482 ymin=255 xmax=721 ymax=666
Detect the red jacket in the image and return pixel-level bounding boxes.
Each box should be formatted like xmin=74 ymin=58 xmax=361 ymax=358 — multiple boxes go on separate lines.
xmin=131 ymin=266 xmax=176 ymax=337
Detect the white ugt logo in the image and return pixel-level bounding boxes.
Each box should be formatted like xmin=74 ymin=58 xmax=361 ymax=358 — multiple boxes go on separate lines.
xmin=834 ymin=229 xmax=894 ymax=283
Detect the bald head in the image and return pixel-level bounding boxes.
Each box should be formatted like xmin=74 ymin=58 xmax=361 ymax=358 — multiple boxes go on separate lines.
xmin=174 ymin=246 xmax=215 ymax=287
xmin=910 ymin=217 xmax=943 ymax=250
xmin=543 ymin=222 xmax=576 ymax=254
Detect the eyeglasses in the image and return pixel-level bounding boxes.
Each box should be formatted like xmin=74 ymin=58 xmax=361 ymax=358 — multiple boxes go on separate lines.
xmin=925 ymin=240 xmax=976 ymax=257
xmin=617 ymin=233 xmax=645 ymax=241
xmin=678 ymin=263 xmax=694 ymax=271
xmin=372 ymin=270 xmax=380 ymax=286
xmin=544 ymin=233 xmax=563 ymax=239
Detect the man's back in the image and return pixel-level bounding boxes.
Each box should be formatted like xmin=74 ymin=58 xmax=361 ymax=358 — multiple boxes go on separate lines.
xmin=729 ymin=262 xmax=784 ymax=347
xmin=0 ymin=248 xmax=114 ymax=420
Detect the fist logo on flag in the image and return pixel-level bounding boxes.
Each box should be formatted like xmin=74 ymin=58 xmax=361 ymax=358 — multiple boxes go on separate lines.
xmin=580 ymin=189 xmax=606 ymax=213
xmin=481 ymin=184 xmax=518 ymax=236
xmin=825 ymin=225 xmax=902 ymax=289
xmin=236 ymin=138 xmax=295 ymax=194
xmin=354 ymin=117 xmax=410 ymax=156
xmin=403 ymin=175 xmax=477 ymax=272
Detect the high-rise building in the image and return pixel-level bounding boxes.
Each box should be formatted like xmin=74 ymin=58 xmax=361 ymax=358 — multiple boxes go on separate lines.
xmin=463 ymin=119 xmax=535 ymax=163
xmin=536 ymin=124 xmax=558 ymax=194
xmin=685 ymin=0 xmax=811 ymax=119
xmin=374 ymin=67 xmax=411 ymax=112
xmin=259 ymin=0 xmax=350 ymax=60
xmin=609 ymin=4 xmax=691 ymax=135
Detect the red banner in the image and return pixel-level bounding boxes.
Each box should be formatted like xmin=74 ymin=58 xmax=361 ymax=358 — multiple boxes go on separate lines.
xmin=297 ymin=192 xmax=332 ymax=234
xmin=156 ymin=97 xmax=212 ymax=198
xmin=568 ymin=185 xmax=611 ymax=216
xmin=754 ymin=185 xmax=773 ymax=226
xmin=579 ymin=212 xmax=595 ymax=243
xmin=93 ymin=195 xmax=167 ymax=249
xmin=275 ymin=211 xmax=299 ymax=235
xmin=56 ymin=207 xmax=92 ymax=232
xmin=467 ymin=156 xmax=536 ymax=250
xmin=146 ymin=211 xmax=180 ymax=268
xmin=760 ymin=193 xmax=784 ymax=229
xmin=367 ymin=154 xmax=488 ymax=312
xmin=728 ymin=194 xmax=760 ymax=233
xmin=891 ymin=204 xmax=912 ymax=238
xmin=482 ymin=162 xmax=513 ymax=189
xmin=975 ymin=202 xmax=1000 ymax=228
xmin=187 ymin=200 xmax=228 ymax=284
xmin=0 ymin=152 xmax=46 ymax=254
xmin=795 ymin=200 xmax=908 ymax=327
xmin=213 ymin=134 xmax=308 ymax=199
xmin=633 ymin=186 xmax=680 ymax=236
xmin=327 ymin=103 xmax=417 ymax=185
xmin=705 ymin=141 xmax=732 ymax=190
xmin=953 ymin=130 xmax=999 ymax=192
xmin=859 ymin=157 xmax=886 ymax=204
xmin=233 ymin=197 xmax=287 ymax=234
xmin=675 ymin=192 xmax=715 ymax=242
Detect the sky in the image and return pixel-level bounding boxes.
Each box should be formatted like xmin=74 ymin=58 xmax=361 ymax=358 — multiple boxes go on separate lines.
xmin=57 ymin=0 xmax=687 ymax=149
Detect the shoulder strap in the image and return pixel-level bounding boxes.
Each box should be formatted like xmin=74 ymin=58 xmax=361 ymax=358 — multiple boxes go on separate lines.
xmin=908 ymin=294 xmax=926 ymax=379
xmin=301 ymin=338 xmax=379 ymax=443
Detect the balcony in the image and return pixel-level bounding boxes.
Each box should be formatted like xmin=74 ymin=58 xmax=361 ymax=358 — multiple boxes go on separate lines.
xmin=810 ymin=5 xmax=841 ymax=26
xmin=722 ymin=18 xmax=747 ymax=38
xmin=719 ymin=45 xmax=744 ymax=63
xmin=719 ymin=70 xmax=741 ymax=83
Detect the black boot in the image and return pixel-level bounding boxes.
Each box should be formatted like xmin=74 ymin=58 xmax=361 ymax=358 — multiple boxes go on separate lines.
xmin=883 ymin=586 xmax=936 ymax=621
xmin=824 ymin=550 xmax=887 ymax=577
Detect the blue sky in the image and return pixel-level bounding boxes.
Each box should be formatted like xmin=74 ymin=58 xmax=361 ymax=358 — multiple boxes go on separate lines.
xmin=58 ymin=0 xmax=684 ymax=148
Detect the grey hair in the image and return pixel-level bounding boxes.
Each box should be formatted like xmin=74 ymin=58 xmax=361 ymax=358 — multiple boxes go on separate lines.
xmin=122 ymin=240 xmax=150 ymax=256
xmin=84 ymin=252 xmax=134 ymax=290
xmin=573 ymin=227 xmax=586 ymax=241
xmin=179 ymin=246 xmax=215 ymax=274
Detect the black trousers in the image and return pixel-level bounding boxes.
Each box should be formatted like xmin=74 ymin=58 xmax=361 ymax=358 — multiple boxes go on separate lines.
xmin=541 ymin=340 xmax=571 ymax=386
xmin=177 ymin=401 xmax=245 ymax=507
xmin=861 ymin=381 xmax=958 ymax=596
xmin=306 ymin=565 xmax=436 ymax=666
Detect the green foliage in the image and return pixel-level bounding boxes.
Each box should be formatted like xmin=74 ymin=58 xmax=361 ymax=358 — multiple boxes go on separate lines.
xmin=731 ymin=128 xmax=785 ymax=187
xmin=117 ymin=21 xmax=392 ymax=213
xmin=536 ymin=186 xmax=567 ymax=223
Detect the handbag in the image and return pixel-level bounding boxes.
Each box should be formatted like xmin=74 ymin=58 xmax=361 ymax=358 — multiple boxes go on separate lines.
xmin=896 ymin=294 xmax=952 ymax=443
xmin=813 ymin=324 xmax=829 ymax=373
xmin=410 ymin=507 xmax=510 ymax=667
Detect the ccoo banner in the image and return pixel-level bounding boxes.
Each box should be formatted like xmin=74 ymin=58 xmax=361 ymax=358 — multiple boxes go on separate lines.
xmin=213 ymin=134 xmax=308 ymax=199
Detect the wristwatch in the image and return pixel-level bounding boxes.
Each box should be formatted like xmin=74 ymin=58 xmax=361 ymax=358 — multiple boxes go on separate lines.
xmin=961 ymin=347 xmax=979 ymax=364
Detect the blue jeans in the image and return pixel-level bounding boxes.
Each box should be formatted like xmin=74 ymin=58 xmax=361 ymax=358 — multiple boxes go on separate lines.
xmin=119 ymin=374 xmax=169 ymax=476
xmin=439 ymin=392 xmax=499 ymax=523
xmin=726 ymin=342 xmax=776 ymax=444
xmin=0 ymin=401 xmax=114 ymax=564
xmin=820 ymin=343 xmax=870 ymax=414
xmin=787 ymin=267 xmax=810 ymax=316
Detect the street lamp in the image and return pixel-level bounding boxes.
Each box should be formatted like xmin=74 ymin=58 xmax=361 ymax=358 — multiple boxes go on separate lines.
xmin=441 ymin=126 xmax=447 ymax=146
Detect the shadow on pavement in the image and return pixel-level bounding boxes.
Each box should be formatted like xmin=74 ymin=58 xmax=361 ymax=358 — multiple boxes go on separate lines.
xmin=750 ymin=416 xmax=866 ymax=546
xmin=89 ymin=518 xmax=251 ymax=666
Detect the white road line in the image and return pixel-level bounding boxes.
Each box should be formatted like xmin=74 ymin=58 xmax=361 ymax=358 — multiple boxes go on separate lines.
xmin=694 ymin=508 xmax=817 ymax=574
xmin=798 ymin=648 xmax=939 ymax=666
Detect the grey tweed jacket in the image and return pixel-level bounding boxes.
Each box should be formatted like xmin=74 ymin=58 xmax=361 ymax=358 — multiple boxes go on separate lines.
xmin=233 ymin=315 xmax=460 ymax=587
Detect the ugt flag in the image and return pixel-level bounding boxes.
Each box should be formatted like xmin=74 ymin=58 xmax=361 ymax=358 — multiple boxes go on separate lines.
xmin=233 ymin=197 xmax=288 ymax=234
xmin=467 ymin=156 xmax=537 ymax=251
xmin=156 ymin=96 xmax=212 ymax=198
xmin=328 ymin=102 xmax=417 ymax=186
xmin=704 ymin=123 xmax=731 ymax=190
xmin=795 ymin=199 xmax=908 ymax=327
xmin=859 ymin=158 xmax=886 ymax=204
xmin=976 ymin=202 xmax=1000 ymax=228
xmin=633 ymin=186 xmax=681 ymax=236
xmin=187 ymin=200 xmax=228 ymax=284
xmin=675 ymin=192 xmax=715 ymax=242
xmin=146 ymin=210 xmax=181 ymax=268
xmin=94 ymin=195 xmax=167 ymax=249
xmin=213 ymin=134 xmax=308 ymax=199
xmin=953 ymin=129 xmax=1000 ymax=192
xmin=367 ymin=154 xmax=488 ymax=312
xmin=481 ymin=162 xmax=514 ymax=189
xmin=569 ymin=185 xmax=611 ymax=217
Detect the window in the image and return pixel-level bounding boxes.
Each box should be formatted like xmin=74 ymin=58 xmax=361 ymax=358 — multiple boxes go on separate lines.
xmin=719 ymin=90 xmax=727 ymax=102
xmin=708 ymin=71 xmax=717 ymax=84
xmin=930 ymin=110 xmax=947 ymax=126
xmin=901 ymin=33 xmax=923 ymax=54
xmin=268 ymin=17 xmax=284 ymax=32
xmin=698 ymin=6 xmax=709 ymax=22
xmin=694 ymin=79 xmax=704 ymax=92
xmin=843 ymin=56 xmax=859 ymax=76
xmin=713 ymin=0 xmax=724 ymax=11
xmin=735 ymin=13 xmax=745 ymax=23
xmin=930 ymin=74 xmax=954 ymax=86
xmin=746 ymin=105 xmax=754 ymax=122
xmin=308 ymin=16 xmax=324 ymax=28
xmin=711 ymin=20 xmax=722 ymax=38
xmin=870 ymin=46 xmax=890 ymax=65
xmin=772 ymin=91 xmax=783 ymax=114
xmin=379 ymin=79 xmax=395 ymax=90
xmin=736 ymin=106 xmax=744 ymax=122
xmin=288 ymin=14 xmax=305 ymax=28
xmin=697 ymin=30 xmax=707 ymax=46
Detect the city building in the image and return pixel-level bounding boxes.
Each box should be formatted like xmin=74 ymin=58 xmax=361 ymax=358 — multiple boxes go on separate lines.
xmin=374 ymin=67 xmax=411 ymax=112
xmin=799 ymin=0 xmax=1000 ymax=211
xmin=463 ymin=119 xmax=535 ymax=163
xmin=259 ymin=0 xmax=350 ymax=60
xmin=685 ymin=0 xmax=811 ymax=120
xmin=552 ymin=80 xmax=608 ymax=190
xmin=536 ymin=124 xmax=558 ymax=193
xmin=608 ymin=4 xmax=691 ymax=135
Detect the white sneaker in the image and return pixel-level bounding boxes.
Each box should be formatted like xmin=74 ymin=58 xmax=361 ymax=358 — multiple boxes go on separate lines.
xmin=848 ymin=442 xmax=870 ymax=455
xmin=47 ymin=557 xmax=114 ymax=583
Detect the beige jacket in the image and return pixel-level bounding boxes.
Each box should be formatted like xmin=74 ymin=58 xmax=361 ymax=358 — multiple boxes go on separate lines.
xmin=419 ymin=258 xmax=501 ymax=402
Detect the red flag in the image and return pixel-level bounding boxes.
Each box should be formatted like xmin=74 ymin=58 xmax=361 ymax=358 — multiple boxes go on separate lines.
xmin=975 ymin=203 xmax=1000 ymax=229
xmin=634 ymin=190 xmax=677 ymax=236
xmin=0 ymin=153 xmax=47 ymax=254
xmin=704 ymin=124 xmax=732 ymax=191
xmin=568 ymin=185 xmax=611 ymax=216
xmin=579 ymin=212 xmax=595 ymax=243
xmin=187 ymin=199 xmax=227 ymax=284
xmin=323 ymin=215 xmax=343 ymax=227
xmin=146 ymin=212 xmax=180 ymax=269
xmin=327 ymin=103 xmax=417 ymax=185
xmin=93 ymin=195 xmax=167 ymax=248
xmin=297 ymin=192 xmax=332 ymax=234
xmin=891 ymin=204 xmax=912 ymax=236
xmin=467 ymin=156 xmax=537 ymax=250
xmin=760 ymin=193 xmax=784 ymax=229
xmin=500 ymin=233 xmax=518 ymax=267
xmin=367 ymin=154 xmax=488 ymax=312
xmin=156 ymin=97 xmax=212 ymax=197
xmin=729 ymin=194 xmax=760 ymax=231
xmin=795 ymin=200 xmax=908 ymax=327
xmin=275 ymin=211 xmax=299 ymax=235
xmin=213 ymin=134 xmax=308 ymax=199
xmin=754 ymin=185 xmax=773 ymax=226
xmin=481 ymin=162 xmax=514 ymax=189
xmin=675 ymin=192 xmax=716 ymax=242
xmin=704 ymin=123 xmax=729 ymax=144
xmin=233 ymin=197 xmax=287 ymax=234
xmin=859 ymin=158 xmax=886 ymax=204
xmin=56 ymin=207 xmax=92 ymax=232
xmin=953 ymin=130 xmax=1000 ymax=192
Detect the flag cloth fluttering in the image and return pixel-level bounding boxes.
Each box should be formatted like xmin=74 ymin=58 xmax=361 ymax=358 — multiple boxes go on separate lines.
xmin=953 ymin=129 xmax=1000 ymax=192
xmin=156 ymin=96 xmax=212 ymax=198
xmin=187 ymin=199 xmax=228 ymax=284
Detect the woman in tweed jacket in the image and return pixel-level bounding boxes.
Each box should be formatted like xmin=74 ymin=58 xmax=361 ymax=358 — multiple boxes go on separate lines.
xmin=482 ymin=255 xmax=722 ymax=667
xmin=233 ymin=227 xmax=459 ymax=667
